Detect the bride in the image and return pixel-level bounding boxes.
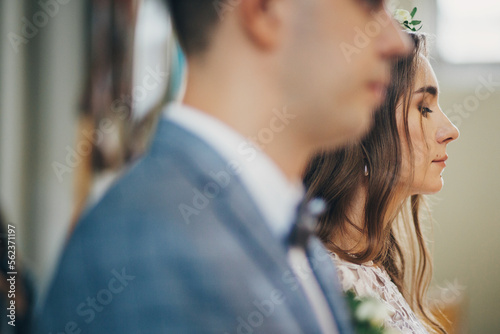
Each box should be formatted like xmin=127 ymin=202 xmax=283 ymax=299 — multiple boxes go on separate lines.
xmin=303 ymin=32 xmax=459 ymax=334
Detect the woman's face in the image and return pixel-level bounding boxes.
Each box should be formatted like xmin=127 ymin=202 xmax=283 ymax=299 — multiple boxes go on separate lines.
xmin=397 ymin=56 xmax=460 ymax=195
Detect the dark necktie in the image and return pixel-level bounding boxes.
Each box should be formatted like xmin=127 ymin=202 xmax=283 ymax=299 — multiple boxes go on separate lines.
xmin=288 ymin=198 xmax=327 ymax=247
xmin=287 ymin=198 xmax=340 ymax=334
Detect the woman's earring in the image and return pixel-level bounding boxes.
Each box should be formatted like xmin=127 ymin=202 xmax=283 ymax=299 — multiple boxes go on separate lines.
xmin=364 ymin=164 xmax=369 ymax=177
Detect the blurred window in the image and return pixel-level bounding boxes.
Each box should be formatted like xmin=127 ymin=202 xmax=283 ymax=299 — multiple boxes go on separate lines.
xmin=437 ymin=0 xmax=500 ymax=63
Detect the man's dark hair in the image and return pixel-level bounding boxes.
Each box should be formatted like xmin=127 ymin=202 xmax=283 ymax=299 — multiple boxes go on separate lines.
xmin=165 ymin=0 xmax=224 ymax=55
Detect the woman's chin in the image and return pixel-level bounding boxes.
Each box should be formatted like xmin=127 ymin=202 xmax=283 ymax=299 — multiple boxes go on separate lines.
xmin=426 ymin=183 xmax=444 ymax=195
xmin=411 ymin=179 xmax=444 ymax=195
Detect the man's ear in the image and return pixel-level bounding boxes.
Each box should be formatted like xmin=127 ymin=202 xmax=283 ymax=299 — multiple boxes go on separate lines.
xmin=238 ymin=0 xmax=287 ymax=50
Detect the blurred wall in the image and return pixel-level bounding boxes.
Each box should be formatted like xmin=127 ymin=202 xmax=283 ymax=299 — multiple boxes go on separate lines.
xmin=26 ymin=0 xmax=86 ymax=296
xmin=0 ymin=0 xmax=86 ymax=297
xmin=1 ymin=1 xmax=26 ymax=237
xmin=432 ymin=64 xmax=500 ymax=333
xmin=407 ymin=0 xmax=500 ymax=333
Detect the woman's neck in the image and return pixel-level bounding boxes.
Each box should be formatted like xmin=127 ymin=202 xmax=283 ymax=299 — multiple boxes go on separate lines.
xmin=330 ymin=185 xmax=368 ymax=253
xmin=329 ymin=184 xmax=406 ymax=254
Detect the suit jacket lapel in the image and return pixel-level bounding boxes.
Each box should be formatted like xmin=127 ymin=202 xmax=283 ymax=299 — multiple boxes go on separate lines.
xmin=306 ymin=238 xmax=354 ymax=334
xmin=212 ymin=181 xmax=322 ymax=333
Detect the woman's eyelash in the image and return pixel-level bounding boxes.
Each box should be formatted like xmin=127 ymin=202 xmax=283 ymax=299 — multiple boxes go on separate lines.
xmin=419 ymin=106 xmax=433 ymax=117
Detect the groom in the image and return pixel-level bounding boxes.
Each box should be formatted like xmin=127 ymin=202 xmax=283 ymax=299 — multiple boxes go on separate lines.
xmin=35 ymin=0 xmax=410 ymax=333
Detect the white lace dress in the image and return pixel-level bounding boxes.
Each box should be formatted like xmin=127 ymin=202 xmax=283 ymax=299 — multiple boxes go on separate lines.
xmin=330 ymin=253 xmax=429 ymax=334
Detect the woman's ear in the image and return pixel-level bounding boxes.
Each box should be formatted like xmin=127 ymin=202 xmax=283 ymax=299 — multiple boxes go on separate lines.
xmin=238 ymin=0 xmax=287 ymax=50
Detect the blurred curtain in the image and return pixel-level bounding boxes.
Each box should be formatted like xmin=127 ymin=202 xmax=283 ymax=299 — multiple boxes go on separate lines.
xmin=71 ymin=0 xmax=139 ymax=227
xmin=0 ymin=1 xmax=28 ymax=249
xmin=72 ymin=0 xmax=185 ymax=227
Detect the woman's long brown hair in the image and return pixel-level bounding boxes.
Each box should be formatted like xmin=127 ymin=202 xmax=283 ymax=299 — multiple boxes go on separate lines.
xmin=303 ymin=33 xmax=446 ymax=333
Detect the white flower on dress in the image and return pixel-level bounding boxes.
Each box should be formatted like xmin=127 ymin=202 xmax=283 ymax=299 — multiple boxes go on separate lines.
xmin=355 ymin=298 xmax=391 ymax=327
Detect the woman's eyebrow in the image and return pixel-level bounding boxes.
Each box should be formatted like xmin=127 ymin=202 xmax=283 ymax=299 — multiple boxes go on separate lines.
xmin=414 ymin=85 xmax=438 ymax=96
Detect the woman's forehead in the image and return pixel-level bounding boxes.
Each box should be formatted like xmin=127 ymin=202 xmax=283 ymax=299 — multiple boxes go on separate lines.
xmin=414 ymin=56 xmax=439 ymax=93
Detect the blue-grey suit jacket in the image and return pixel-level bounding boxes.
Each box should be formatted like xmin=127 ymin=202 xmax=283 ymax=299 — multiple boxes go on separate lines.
xmin=34 ymin=119 xmax=353 ymax=334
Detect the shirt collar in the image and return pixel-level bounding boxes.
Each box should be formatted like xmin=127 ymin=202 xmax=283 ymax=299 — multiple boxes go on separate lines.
xmin=164 ymin=102 xmax=304 ymax=242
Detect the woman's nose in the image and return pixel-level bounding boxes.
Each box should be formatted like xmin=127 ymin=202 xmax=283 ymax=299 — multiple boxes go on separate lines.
xmin=437 ymin=113 xmax=460 ymax=144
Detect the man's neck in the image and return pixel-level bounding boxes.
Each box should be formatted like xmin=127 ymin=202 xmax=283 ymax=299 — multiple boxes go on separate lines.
xmin=182 ymin=60 xmax=311 ymax=183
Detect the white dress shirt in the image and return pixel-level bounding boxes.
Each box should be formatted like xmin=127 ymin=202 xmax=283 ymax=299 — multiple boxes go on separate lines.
xmin=164 ymin=102 xmax=304 ymax=242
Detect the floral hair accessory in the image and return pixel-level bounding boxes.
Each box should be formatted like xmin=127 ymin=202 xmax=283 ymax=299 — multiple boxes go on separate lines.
xmin=394 ymin=7 xmax=422 ymax=32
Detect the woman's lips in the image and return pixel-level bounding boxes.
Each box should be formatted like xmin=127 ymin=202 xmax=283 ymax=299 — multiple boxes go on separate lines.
xmin=432 ymin=155 xmax=448 ymax=168
xmin=432 ymin=160 xmax=446 ymax=168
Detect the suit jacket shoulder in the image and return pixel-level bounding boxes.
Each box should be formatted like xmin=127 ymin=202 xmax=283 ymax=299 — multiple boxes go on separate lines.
xmin=35 ymin=120 xmax=348 ymax=334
